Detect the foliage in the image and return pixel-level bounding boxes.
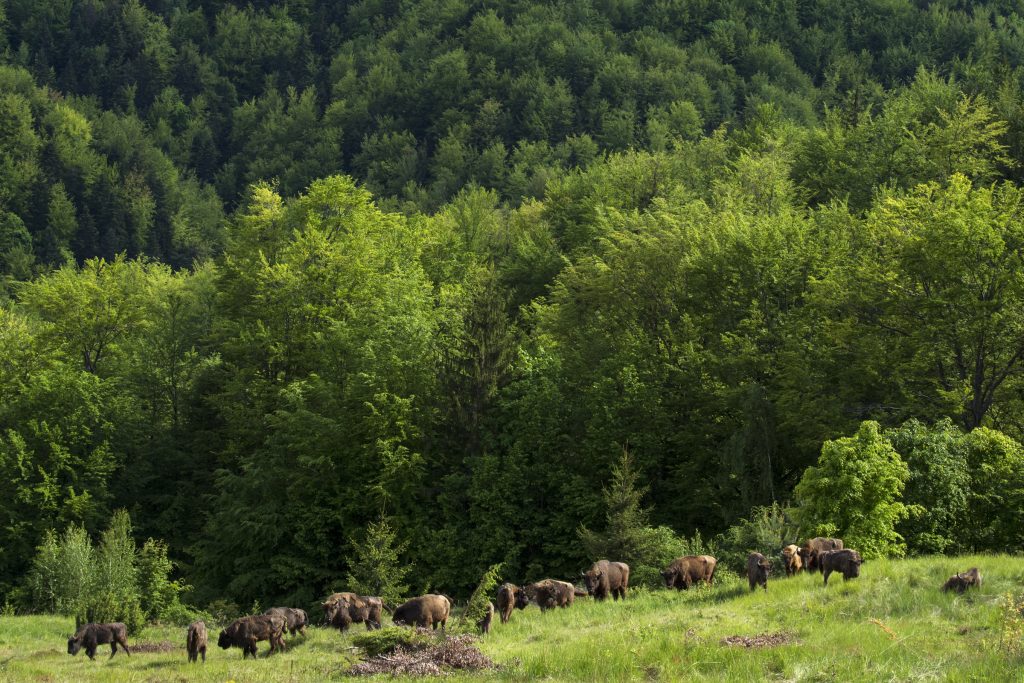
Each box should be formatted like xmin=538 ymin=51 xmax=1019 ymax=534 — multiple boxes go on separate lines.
xmin=351 ymin=627 xmax=438 ymax=658
xmin=715 ymin=503 xmax=801 ymax=573
xmin=344 ymin=518 xmax=412 ymax=608
xmin=457 ymin=563 xmax=503 ymax=631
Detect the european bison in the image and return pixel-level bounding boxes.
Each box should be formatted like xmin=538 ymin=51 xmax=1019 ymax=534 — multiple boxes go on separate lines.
xmin=217 ymin=614 xmax=286 ymax=658
xmin=583 ymin=560 xmax=630 ymax=601
xmin=800 ymin=537 xmax=843 ymax=573
xmin=323 ymin=592 xmax=386 ymax=631
xmin=821 ymin=549 xmax=862 ymax=586
xmin=523 ymin=579 xmax=576 ymax=611
xmin=391 ymin=594 xmax=451 ymax=630
xmin=477 ymin=601 xmax=495 ymax=634
xmin=942 ymin=567 xmax=982 ymax=594
xmin=67 ymin=622 xmax=130 ymax=660
xmin=186 ymin=620 xmax=207 ymax=663
xmin=496 ymin=583 xmax=529 ymax=624
xmin=747 ymin=552 xmax=770 ymax=592
xmin=781 ymin=544 xmax=803 ymax=576
xmin=661 ymin=555 xmax=717 ymax=590
xmin=264 ymin=607 xmax=308 ymax=636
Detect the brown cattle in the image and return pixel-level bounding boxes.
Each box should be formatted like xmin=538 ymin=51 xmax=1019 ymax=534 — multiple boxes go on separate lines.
xmin=524 ymin=579 xmax=575 ymax=611
xmin=477 ymin=601 xmax=495 ymax=634
xmin=217 ymin=615 xmax=286 ymax=658
xmin=800 ymin=537 xmax=843 ymax=573
xmin=747 ymin=552 xmax=770 ymax=592
xmin=186 ymin=620 xmax=207 ymax=663
xmin=67 ymin=622 xmax=130 ymax=660
xmin=941 ymin=567 xmax=982 ymax=594
xmin=821 ymin=549 xmax=862 ymax=586
xmin=323 ymin=592 xmax=386 ymax=631
xmin=264 ymin=607 xmax=308 ymax=636
xmin=496 ymin=583 xmax=529 ymax=624
xmin=661 ymin=555 xmax=717 ymax=590
xmin=781 ymin=544 xmax=803 ymax=576
xmin=583 ymin=560 xmax=630 ymax=601
xmin=391 ymin=594 xmax=451 ymax=630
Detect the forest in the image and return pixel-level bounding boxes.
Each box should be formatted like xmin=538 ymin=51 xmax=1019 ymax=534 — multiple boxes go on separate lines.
xmin=2 ymin=0 xmax=1024 ymax=624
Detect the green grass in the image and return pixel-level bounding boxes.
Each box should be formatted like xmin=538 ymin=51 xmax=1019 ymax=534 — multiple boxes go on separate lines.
xmin=1 ymin=555 xmax=1023 ymax=681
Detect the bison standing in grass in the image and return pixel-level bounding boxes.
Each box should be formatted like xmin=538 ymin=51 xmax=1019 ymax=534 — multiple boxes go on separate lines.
xmin=781 ymin=544 xmax=803 ymax=576
xmin=324 ymin=593 xmax=387 ymax=632
xmin=942 ymin=567 xmax=982 ymax=594
xmin=186 ymin=620 xmax=207 ymax=663
xmin=218 ymin=614 xmax=286 ymax=658
xmin=800 ymin=537 xmax=843 ymax=573
xmin=662 ymin=555 xmax=717 ymax=590
xmin=524 ymin=579 xmax=576 ymax=611
xmin=67 ymin=622 xmax=131 ymax=660
xmin=264 ymin=607 xmax=308 ymax=636
xmin=583 ymin=560 xmax=630 ymax=601
xmin=477 ymin=601 xmax=495 ymax=634
xmin=821 ymin=549 xmax=862 ymax=586
xmin=747 ymin=552 xmax=770 ymax=592
xmin=496 ymin=583 xmax=529 ymax=624
xmin=391 ymin=594 xmax=451 ymax=630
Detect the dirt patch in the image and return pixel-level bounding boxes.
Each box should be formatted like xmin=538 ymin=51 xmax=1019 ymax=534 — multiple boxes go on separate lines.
xmin=720 ymin=632 xmax=795 ymax=648
xmin=346 ymin=634 xmax=495 ymax=677
xmin=130 ymin=641 xmax=177 ymax=654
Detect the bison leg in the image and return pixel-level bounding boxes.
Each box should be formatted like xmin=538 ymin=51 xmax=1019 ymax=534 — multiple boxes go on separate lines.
xmin=118 ymin=635 xmax=130 ymax=656
xmin=201 ymin=645 xmax=206 ymax=663
xmin=823 ymin=568 xmax=832 ymax=586
xmin=86 ymin=645 xmax=97 ymax=661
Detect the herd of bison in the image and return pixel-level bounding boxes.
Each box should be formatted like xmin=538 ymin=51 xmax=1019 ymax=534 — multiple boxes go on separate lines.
xmin=65 ymin=537 xmax=984 ymax=662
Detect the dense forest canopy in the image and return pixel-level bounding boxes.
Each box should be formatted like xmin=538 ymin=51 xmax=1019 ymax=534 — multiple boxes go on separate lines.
xmin=3 ymin=0 xmax=1024 ymax=614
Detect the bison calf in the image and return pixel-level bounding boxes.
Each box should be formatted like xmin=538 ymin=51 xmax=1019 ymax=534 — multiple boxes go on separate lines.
xmin=583 ymin=560 xmax=630 ymax=601
xmin=392 ymin=594 xmax=451 ymax=630
xmin=67 ymin=622 xmax=130 ymax=660
xmin=800 ymin=537 xmax=844 ymax=573
xmin=661 ymin=555 xmax=717 ymax=590
xmin=264 ymin=607 xmax=308 ymax=636
xmin=186 ymin=620 xmax=207 ymax=663
xmin=523 ymin=579 xmax=576 ymax=611
xmin=218 ymin=614 xmax=286 ymax=658
xmin=821 ymin=549 xmax=862 ymax=586
xmin=781 ymin=544 xmax=802 ymax=576
xmin=496 ymin=583 xmax=529 ymax=624
xmin=942 ymin=567 xmax=982 ymax=594
xmin=477 ymin=601 xmax=495 ymax=634
xmin=747 ymin=552 xmax=770 ymax=592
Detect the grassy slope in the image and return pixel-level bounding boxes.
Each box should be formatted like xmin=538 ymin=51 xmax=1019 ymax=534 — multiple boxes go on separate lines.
xmin=1 ymin=555 xmax=1022 ymax=681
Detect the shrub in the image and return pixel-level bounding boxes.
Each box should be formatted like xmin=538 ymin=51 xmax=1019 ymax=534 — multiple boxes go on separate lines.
xmin=345 ymin=517 xmax=412 ymax=607
xmin=352 ymin=627 xmax=437 ymax=658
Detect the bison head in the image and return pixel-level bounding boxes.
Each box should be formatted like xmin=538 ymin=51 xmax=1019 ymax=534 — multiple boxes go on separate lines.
xmin=847 ymin=553 xmax=863 ymax=578
xmin=514 ymin=588 xmax=529 ymax=609
xmin=217 ymin=630 xmax=231 ymax=649
xmin=67 ymin=636 xmax=82 ymax=656
xmin=660 ymin=568 xmax=677 ymax=588
xmin=583 ymin=569 xmax=602 ymax=595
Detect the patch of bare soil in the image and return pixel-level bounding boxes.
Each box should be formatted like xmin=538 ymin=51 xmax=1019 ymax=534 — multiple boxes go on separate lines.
xmin=130 ymin=641 xmax=177 ymax=653
xmin=346 ymin=634 xmax=495 ymax=677
xmin=719 ymin=632 xmax=796 ymax=648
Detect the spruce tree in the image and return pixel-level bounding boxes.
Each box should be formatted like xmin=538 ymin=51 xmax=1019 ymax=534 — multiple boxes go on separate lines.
xmin=344 ymin=517 xmax=411 ymax=606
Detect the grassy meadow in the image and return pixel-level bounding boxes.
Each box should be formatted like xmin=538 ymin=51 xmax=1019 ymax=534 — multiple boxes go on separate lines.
xmin=1 ymin=555 xmax=1022 ymax=681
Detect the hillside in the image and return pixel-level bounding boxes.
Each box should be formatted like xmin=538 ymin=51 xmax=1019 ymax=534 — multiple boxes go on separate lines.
xmin=1 ymin=555 xmax=1021 ymax=681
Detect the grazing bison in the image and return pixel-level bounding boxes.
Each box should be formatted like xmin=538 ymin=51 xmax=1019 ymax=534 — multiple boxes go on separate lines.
xmin=323 ymin=592 xmax=387 ymax=631
xmin=477 ymin=601 xmax=495 ymax=634
xmin=67 ymin=622 xmax=131 ymax=660
xmin=391 ymin=594 xmax=451 ymax=630
xmin=496 ymin=583 xmax=529 ymax=624
xmin=264 ymin=607 xmax=308 ymax=636
xmin=524 ymin=579 xmax=576 ymax=611
xmin=781 ymin=544 xmax=803 ymax=576
xmin=942 ymin=567 xmax=982 ymax=594
xmin=186 ymin=620 xmax=207 ymax=663
xmin=800 ymin=537 xmax=843 ymax=573
xmin=821 ymin=549 xmax=862 ymax=586
xmin=661 ymin=555 xmax=717 ymax=590
xmin=747 ymin=552 xmax=770 ymax=592
xmin=218 ymin=614 xmax=286 ymax=658
xmin=583 ymin=560 xmax=630 ymax=601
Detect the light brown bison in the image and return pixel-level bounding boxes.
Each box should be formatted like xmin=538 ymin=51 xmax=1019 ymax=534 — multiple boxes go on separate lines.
xmin=747 ymin=552 xmax=770 ymax=592
xmin=583 ymin=560 xmax=630 ymax=601
xmin=186 ymin=620 xmax=207 ymax=663
xmin=800 ymin=537 xmax=843 ymax=573
xmin=391 ymin=594 xmax=451 ymax=630
xmin=477 ymin=601 xmax=495 ymax=634
xmin=781 ymin=544 xmax=803 ymax=576
xmin=941 ymin=567 xmax=982 ymax=594
xmin=323 ymin=592 xmax=387 ymax=631
xmin=67 ymin=622 xmax=130 ymax=660
xmin=661 ymin=555 xmax=717 ymax=590
xmin=264 ymin=607 xmax=308 ymax=636
xmin=496 ymin=583 xmax=529 ymax=624
xmin=217 ymin=614 xmax=286 ymax=658
xmin=821 ymin=549 xmax=862 ymax=586
xmin=524 ymin=579 xmax=576 ymax=611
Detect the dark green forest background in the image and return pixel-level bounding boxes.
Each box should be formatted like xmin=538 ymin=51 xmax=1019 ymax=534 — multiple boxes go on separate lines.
xmin=3 ymin=0 xmax=1024 ymax=614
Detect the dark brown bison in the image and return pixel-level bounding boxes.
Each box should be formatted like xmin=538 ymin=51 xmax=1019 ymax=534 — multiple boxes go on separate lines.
xmin=583 ymin=560 xmax=630 ymax=601
xmin=942 ymin=567 xmax=982 ymax=594
xmin=523 ymin=579 xmax=576 ymax=611
xmin=661 ymin=555 xmax=717 ymax=590
xmin=391 ymin=594 xmax=451 ymax=630
xmin=217 ymin=614 xmax=286 ymax=658
xmin=781 ymin=544 xmax=803 ymax=576
xmin=821 ymin=549 xmax=862 ymax=586
xmin=67 ymin=622 xmax=130 ymax=660
xmin=747 ymin=552 xmax=770 ymax=592
xmin=186 ymin=620 xmax=207 ymax=663
xmin=800 ymin=537 xmax=843 ymax=573
xmin=264 ymin=607 xmax=309 ymax=636
xmin=324 ymin=593 xmax=386 ymax=631
xmin=477 ymin=601 xmax=495 ymax=634
xmin=496 ymin=583 xmax=529 ymax=624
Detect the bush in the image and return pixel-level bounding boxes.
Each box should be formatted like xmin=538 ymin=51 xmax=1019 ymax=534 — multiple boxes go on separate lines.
xmin=352 ymin=627 xmax=437 ymax=658
xmin=714 ymin=503 xmax=799 ymax=573
xmin=159 ymin=600 xmax=213 ymax=627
